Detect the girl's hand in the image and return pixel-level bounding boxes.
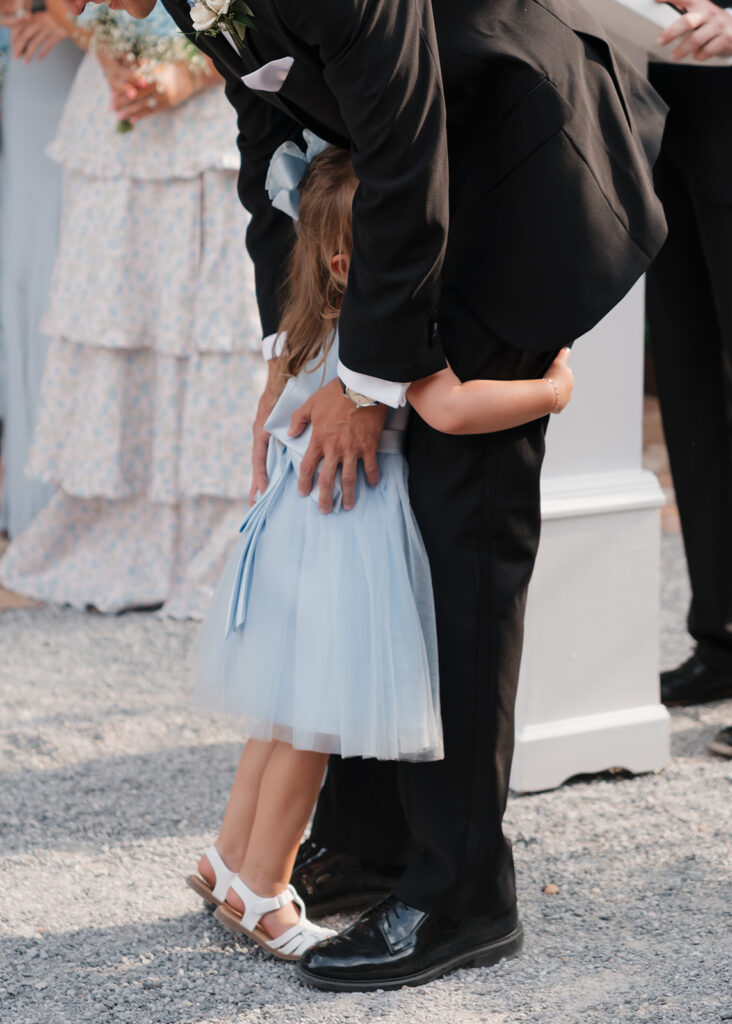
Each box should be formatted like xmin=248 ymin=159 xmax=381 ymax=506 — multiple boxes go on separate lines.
xmin=544 ymin=348 xmax=573 ymax=413
xmin=9 ymin=11 xmax=68 ymax=61
xmin=249 ymin=386 xmax=280 ymax=507
xmin=110 ymin=61 xmax=206 ymax=124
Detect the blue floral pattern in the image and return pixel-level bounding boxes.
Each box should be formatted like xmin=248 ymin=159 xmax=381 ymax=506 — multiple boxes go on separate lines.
xmin=0 ymin=50 xmax=267 ymax=619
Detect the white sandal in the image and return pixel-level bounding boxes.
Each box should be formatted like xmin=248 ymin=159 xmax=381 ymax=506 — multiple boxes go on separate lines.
xmin=186 ymin=846 xmax=236 ymax=907
xmin=213 ymin=876 xmax=337 ymax=961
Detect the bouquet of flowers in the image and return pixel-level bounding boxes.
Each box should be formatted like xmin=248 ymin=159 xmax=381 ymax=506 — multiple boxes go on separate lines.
xmin=81 ymin=2 xmax=205 ymax=132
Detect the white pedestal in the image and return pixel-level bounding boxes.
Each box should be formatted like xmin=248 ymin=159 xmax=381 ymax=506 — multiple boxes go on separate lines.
xmin=510 ymin=282 xmax=671 ymax=793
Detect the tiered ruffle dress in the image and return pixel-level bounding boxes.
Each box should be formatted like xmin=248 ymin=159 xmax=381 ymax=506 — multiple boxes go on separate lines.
xmin=0 ymin=51 xmax=266 ymax=618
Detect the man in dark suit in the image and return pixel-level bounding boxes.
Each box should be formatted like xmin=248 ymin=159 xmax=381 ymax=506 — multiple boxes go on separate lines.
xmin=648 ymin=0 xmax=732 ymax=720
xmin=67 ymin=0 xmax=667 ymax=990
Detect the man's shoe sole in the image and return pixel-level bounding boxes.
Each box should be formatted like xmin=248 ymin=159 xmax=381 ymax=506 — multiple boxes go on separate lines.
xmin=295 ymin=922 xmax=524 ymax=992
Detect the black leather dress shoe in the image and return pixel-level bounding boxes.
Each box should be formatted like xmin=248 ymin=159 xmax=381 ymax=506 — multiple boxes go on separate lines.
xmin=661 ymin=646 xmax=732 ymax=707
xmin=291 ymin=840 xmax=401 ymax=918
xmin=296 ymin=895 xmax=523 ymax=991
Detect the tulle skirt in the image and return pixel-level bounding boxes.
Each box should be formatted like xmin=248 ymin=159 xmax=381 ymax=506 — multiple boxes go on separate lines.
xmin=194 ymin=438 xmax=443 ymax=762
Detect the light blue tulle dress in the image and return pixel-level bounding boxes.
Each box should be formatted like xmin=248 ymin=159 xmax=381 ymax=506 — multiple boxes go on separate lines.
xmin=195 ymin=336 xmax=443 ymax=762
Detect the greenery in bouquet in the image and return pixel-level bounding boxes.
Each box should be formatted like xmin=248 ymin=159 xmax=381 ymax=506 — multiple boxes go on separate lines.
xmin=80 ymin=3 xmax=206 ymax=132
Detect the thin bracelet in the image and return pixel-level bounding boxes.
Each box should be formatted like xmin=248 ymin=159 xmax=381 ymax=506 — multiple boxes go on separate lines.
xmin=544 ymin=377 xmax=561 ymax=414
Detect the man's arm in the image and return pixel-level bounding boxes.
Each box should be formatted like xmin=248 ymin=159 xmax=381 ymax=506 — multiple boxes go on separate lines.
xmin=275 ymin=0 xmax=450 ymax=386
xmin=275 ymin=0 xmax=450 ymax=514
xmin=656 ymin=0 xmax=732 ymax=60
xmin=226 ymin=77 xmax=302 ymax=335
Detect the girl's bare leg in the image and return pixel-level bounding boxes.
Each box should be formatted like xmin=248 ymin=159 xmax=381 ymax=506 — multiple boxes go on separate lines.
xmin=227 ymin=740 xmax=328 ymax=937
xmin=198 ymin=738 xmax=277 ymax=884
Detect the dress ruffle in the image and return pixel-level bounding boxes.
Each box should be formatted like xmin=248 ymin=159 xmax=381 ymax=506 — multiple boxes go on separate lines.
xmin=41 ymin=169 xmax=261 ymax=357
xmin=27 ymin=340 xmax=266 ymax=502
xmin=47 ymin=51 xmax=240 ymax=181
xmin=0 ymin=491 xmax=249 ymax=619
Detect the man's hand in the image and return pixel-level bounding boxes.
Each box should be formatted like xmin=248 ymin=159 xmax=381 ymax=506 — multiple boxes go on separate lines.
xmin=656 ymin=0 xmax=732 ymax=61
xmin=288 ymin=377 xmax=386 ymax=514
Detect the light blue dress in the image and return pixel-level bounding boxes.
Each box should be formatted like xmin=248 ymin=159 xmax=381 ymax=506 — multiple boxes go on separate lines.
xmin=195 ymin=337 xmax=444 ymax=762
xmin=0 ymin=39 xmax=82 ymax=537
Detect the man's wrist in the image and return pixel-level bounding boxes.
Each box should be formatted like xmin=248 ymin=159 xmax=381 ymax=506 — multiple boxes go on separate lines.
xmin=340 ymin=380 xmax=380 ymax=408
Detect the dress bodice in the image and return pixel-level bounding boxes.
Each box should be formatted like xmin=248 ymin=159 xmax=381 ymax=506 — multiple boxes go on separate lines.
xmin=48 ymin=45 xmax=238 ymax=181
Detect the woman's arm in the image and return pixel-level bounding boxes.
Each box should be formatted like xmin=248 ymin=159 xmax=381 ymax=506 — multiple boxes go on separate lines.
xmin=408 ymin=349 xmax=573 ymax=435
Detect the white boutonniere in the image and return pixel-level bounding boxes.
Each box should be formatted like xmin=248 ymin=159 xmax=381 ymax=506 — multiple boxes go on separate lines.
xmin=189 ymin=0 xmax=255 ymax=53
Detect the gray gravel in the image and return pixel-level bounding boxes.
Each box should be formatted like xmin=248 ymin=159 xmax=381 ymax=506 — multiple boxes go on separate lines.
xmin=1 ymin=532 xmax=730 ymax=1024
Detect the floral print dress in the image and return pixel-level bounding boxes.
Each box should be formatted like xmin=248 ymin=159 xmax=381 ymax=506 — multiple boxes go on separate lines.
xmin=0 ymin=49 xmax=267 ymax=619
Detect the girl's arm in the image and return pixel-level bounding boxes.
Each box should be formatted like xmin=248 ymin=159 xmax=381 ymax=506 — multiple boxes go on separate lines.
xmin=407 ymin=349 xmax=573 ymax=435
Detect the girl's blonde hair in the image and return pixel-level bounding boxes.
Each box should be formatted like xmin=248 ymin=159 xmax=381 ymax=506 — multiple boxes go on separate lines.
xmin=276 ymin=146 xmax=358 ymax=380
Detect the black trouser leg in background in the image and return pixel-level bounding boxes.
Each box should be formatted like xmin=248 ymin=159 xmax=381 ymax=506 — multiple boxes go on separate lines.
xmin=647 ymin=145 xmax=732 ymax=654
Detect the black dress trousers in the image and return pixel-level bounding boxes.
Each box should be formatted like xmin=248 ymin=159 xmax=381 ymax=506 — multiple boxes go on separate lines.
xmin=647 ymin=64 xmax=732 ymax=655
xmin=311 ymin=344 xmax=553 ymax=918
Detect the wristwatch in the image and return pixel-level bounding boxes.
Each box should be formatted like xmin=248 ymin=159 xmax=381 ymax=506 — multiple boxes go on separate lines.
xmin=341 ymin=382 xmax=380 ymax=408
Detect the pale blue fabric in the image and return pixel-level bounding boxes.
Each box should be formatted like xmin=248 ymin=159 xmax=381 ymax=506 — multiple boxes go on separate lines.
xmin=0 ymin=41 xmax=82 ymax=537
xmin=265 ymin=130 xmax=329 ymax=221
xmin=195 ymin=340 xmax=443 ymax=762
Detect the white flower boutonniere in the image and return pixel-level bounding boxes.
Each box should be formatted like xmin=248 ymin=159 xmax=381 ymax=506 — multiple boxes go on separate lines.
xmin=189 ymin=0 xmax=255 ymax=53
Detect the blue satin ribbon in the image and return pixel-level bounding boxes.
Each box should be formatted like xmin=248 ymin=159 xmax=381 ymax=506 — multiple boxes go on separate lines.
xmin=225 ymin=457 xmax=290 ymax=638
xmin=264 ymin=130 xmax=330 ymax=222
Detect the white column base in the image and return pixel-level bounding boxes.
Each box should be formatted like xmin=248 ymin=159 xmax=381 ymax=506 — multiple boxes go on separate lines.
xmin=511 ymin=704 xmax=670 ymax=793
xmin=510 ymin=467 xmax=671 ymax=793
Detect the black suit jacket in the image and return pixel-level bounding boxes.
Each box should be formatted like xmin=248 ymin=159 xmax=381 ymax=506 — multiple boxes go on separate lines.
xmin=164 ymin=0 xmax=668 ymax=381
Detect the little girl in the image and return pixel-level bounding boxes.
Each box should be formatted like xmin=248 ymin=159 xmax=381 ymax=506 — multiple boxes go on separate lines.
xmin=188 ymin=136 xmax=573 ymax=961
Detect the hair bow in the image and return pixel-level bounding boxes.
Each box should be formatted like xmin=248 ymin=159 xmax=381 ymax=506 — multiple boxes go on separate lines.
xmin=265 ymin=129 xmax=330 ymax=221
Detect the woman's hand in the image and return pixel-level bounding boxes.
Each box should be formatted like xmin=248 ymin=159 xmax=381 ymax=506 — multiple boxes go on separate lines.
xmin=105 ymin=59 xmax=219 ymax=125
xmin=8 ymin=11 xmax=69 ymax=61
xmin=107 ymin=61 xmax=195 ymax=124
xmin=544 ymin=348 xmax=573 ymax=413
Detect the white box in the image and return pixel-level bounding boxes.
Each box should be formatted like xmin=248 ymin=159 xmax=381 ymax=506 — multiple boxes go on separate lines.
xmin=579 ymin=0 xmax=732 ymax=66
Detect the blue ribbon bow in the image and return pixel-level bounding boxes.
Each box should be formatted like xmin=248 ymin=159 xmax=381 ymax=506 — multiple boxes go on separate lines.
xmin=265 ymin=129 xmax=330 ymax=221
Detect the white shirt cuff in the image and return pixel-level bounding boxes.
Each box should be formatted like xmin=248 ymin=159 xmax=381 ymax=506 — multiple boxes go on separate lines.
xmin=262 ymin=332 xmax=285 ymax=361
xmin=337 ymin=360 xmax=410 ymax=409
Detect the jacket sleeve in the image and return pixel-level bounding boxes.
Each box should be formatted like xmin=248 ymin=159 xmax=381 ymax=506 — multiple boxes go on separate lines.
xmin=274 ymin=0 xmax=449 ymax=382
xmin=224 ymin=77 xmax=302 ymax=338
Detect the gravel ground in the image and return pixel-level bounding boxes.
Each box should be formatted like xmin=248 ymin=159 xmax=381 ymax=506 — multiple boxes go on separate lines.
xmin=0 ymin=532 xmax=730 ymax=1024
